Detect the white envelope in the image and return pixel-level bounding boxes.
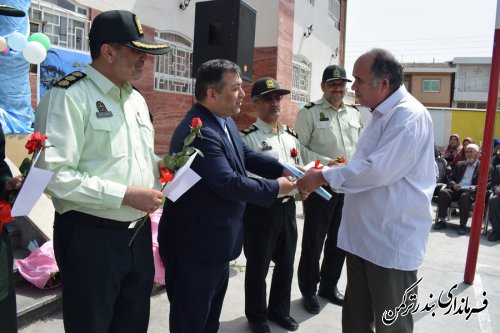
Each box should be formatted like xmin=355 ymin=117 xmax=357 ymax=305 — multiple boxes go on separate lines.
xmin=162 ymin=152 xmax=201 ymax=202
xmin=12 ymin=153 xmax=54 ymax=217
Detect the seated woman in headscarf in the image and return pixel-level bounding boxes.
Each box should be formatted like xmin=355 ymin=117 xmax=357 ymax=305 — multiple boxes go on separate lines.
xmin=442 ymin=134 xmax=462 ymax=164
xmin=442 ymin=134 xmax=462 ymax=181
xmin=452 ymin=137 xmax=474 ymax=166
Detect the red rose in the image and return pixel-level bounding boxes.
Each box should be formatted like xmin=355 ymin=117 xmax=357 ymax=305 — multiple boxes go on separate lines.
xmin=0 ymin=201 xmax=13 ymax=223
xmin=25 ymin=132 xmax=47 ymax=154
xmin=312 ymin=159 xmax=323 ymax=170
xmin=290 ymin=148 xmax=298 ymax=158
xmin=335 ymin=156 xmax=346 ymax=164
xmin=191 ymin=117 xmax=203 ymax=129
xmin=159 ymin=167 xmax=174 ymax=184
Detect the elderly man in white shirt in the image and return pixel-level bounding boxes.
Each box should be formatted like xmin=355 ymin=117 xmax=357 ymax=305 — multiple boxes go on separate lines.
xmin=297 ymin=48 xmax=435 ymax=333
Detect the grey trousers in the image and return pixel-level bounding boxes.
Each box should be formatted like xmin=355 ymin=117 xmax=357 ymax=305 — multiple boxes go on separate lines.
xmin=342 ymin=253 xmax=418 ymax=333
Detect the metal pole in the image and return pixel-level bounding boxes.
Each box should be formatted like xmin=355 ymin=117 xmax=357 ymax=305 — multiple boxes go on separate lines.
xmin=464 ymin=0 xmax=500 ymax=284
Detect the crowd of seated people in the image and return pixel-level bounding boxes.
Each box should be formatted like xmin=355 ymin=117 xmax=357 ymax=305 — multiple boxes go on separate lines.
xmin=433 ymin=135 xmax=500 ymax=242
xmin=488 ymin=139 xmax=500 ymax=242
xmin=488 ymin=163 xmax=500 ymax=242
xmin=434 ymin=143 xmax=481 ymax=235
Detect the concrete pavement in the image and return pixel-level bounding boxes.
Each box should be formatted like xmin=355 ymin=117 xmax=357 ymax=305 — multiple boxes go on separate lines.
xmin=20 ymin=203 xmax=500 ymax=332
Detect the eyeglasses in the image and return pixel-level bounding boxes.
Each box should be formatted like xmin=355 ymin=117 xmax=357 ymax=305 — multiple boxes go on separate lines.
xmin=260 ymin=94 xmax=283 ymax=102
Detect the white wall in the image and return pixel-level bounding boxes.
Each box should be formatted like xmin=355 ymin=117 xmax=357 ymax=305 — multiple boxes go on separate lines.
xmin=293 ymin=0 xmax=341 ymax=100
xmin=77 ymin=0 xmax=278 ymax=47
xmin=246 ymin=0 xmax=279 ymax=47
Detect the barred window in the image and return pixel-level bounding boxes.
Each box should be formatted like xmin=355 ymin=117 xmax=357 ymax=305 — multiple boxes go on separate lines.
xmin=29 ymin=0 xmax=89 ymax=52
xmin=154 ymin=32 xmax=193 ymax=94
xmin=328 ymin=0 xmax=340 ymax=29
xmin=292 ymin=55 xmax=312 ymax=103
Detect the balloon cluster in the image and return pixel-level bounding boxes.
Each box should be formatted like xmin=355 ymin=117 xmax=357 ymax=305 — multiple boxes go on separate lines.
xmin=0 ymin=32 xmax=51 ymax=64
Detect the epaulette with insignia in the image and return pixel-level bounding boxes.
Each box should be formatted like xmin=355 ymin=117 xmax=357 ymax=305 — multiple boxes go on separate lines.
xmin=54 ymin=71 xmax=86 ymax=89
xmin=347 ymin=104 xmax=359 ymax=111
xmin=285 ymin=126 xmax=298 ymax=138
xmin=240 ymin=124 xmax=258 ymax=135
xmin=304 ymin=102 xmax=315 ymax=109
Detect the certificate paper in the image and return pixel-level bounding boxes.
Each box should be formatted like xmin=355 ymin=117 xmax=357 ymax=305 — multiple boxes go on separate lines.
xmin=12 ymin=154 xmax=54 ymax=217
xmin=163 ymin=152 xmax=201 ymax=202
xmin=279 ymin=161 xmax=332 ymax=201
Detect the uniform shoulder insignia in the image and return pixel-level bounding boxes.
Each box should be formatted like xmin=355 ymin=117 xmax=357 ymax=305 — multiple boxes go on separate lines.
xmin=304 ymin=102 xmax=315 ymax=109
xmin=347 ymin=104 xmax=359 ymax=111
xmin=240 ymin=124 xmax=258 ymax=135
xmin=285 ymin=126 xmax=298 ymax=138
xmin=54 ymin=71 xmax=86 ymax=89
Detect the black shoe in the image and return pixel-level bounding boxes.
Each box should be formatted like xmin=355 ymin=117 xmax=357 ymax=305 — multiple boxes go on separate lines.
xmin=301 ymin=294 xmax=320 ymax=314
xmin=433 ymin=220 xmax=447 ymax=230
xmin=488 ymin=231 xmax=500 ymax=242
xmin=267 ymin=314 xmax=299 ymax=331
xmin=318 ymin=286 xmax=344 ymax=306
xmin=248 ymin=320 xmax=271 ymax=333
xmin=457 ymin=225 xmax=467 ymax=236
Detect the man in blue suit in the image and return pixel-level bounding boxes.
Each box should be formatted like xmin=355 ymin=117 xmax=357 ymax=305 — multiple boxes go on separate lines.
xmin=158 ymin=59 xmax=296 ymax=333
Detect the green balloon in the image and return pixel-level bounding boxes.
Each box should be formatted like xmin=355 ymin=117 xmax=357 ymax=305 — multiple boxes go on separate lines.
xmin=27 ymin=32 xmax=51 ymax=51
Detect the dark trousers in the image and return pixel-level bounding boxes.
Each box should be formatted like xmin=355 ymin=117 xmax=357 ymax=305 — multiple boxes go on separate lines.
xmin=489 ymin=195 xmax=500 ymax=233
xmin=162 ymin=253 xmax=229 ymax=333
xmin=0 ymin=227 xmax=17 ymax=333
xmin=298 ymin=190 xmax=345 ymax=295
xmin=243 ymin=199 xmax=297 ymax=323
xmin=437 ymin=188 xmax=472 ymax=225
xmin=342 ymin=253 xmax=417 ymax=333
xmin=53 ymin=212 xmax=154 ymax=333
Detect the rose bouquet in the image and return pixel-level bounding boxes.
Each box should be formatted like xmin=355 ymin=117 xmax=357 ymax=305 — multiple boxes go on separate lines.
xmin=0 ymin=132 xmax=52 ymax=235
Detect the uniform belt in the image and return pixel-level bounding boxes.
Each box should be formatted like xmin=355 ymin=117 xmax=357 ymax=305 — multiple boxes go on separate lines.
xmin=65 ymin=210 xmax=144 ymax=229
xmin=275 ymin=196 xmax=294 ymax=204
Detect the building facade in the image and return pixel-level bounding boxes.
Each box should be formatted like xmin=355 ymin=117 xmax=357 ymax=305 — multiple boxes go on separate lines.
xmin=402 ymin=62 xmax=456 ymax=108
xmin=452 ymin=57 xmax=491 ymax=109
xmin=27 ymin=0 xmax=347 ymax=154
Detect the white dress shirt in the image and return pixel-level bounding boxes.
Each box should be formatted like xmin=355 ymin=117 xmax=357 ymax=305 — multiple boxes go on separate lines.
xmin=322 ymin=86 xmax=435 ymax=270
xmin=460 ymin=160 xmax=477 ymax=187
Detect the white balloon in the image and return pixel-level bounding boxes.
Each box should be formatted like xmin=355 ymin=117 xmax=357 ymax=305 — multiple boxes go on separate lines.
xmin=0 ymin=37 xmax=7 ymax=51
xmin=8 ymin=31 xmax=27 ymax=51
xmin=23 ymin=41 xmax=47 ymax=64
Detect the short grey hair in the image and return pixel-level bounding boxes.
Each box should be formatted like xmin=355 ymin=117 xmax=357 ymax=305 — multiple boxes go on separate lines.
xmin=368 ymin=48 xmax=403 ymax=92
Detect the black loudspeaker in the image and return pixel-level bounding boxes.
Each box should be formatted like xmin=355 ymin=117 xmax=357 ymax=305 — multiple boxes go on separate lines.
xmin=192 ymin=0 xmax=256 ymax=82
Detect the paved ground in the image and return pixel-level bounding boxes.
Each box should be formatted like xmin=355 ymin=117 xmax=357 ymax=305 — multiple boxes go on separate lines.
xmin=21 ymin=203 xmax=500 ymax=333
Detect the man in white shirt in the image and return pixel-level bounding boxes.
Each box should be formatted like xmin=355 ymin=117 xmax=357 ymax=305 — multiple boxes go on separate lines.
xmin=435 ymin=144 xmax=481 ymax=235
xmin=297 ymin=49 xmax=435 ymax=332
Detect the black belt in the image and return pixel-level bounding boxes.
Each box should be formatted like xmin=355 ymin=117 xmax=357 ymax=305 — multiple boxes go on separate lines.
xmin=64 ymin=210 xmax=144 ymax=229
xmin=275 ymin=196 xmax=294 ymax=204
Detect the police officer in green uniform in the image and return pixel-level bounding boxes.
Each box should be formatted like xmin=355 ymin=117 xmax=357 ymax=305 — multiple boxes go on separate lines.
xmin=35 ymin=10 xmax=169 ymax=333
xmin=241 ymin=77 xmax=301 ymax=333
xmin=294 ymin=65 xmax=362 ymax=314
xmin=0 ymin=5 xmax=29 ymax=333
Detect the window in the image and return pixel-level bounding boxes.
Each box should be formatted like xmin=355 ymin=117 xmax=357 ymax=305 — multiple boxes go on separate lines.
xmin=154 ymin=32 xmax=194 ymax=94
xmin=291 ymin=55 xmax=312 ymax=103
xmin=29 ymin=0 xmax=90 ymax=52
xmin=328 ymin=0 xmax=340 ymax=29
xmin=456 ymin=101 xmax=487 ymax=109
xmin=422 ymin=79 xmax=440 ymax=93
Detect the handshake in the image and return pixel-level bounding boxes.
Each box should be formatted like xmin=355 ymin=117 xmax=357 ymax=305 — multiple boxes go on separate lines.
xmin=276 ymin=161 xmax=334 ymax=200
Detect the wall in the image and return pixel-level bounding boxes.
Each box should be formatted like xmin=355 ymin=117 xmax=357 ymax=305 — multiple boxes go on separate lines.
xmin=428 ymin=107 xmax=500 ymax=148
xmin=410 ymin=73 xmax=453 ymax=107
xmin=454 ymin=63 xmax=491 ymax=104
xmin=292 ymin=0 xmax=342 ymax=101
